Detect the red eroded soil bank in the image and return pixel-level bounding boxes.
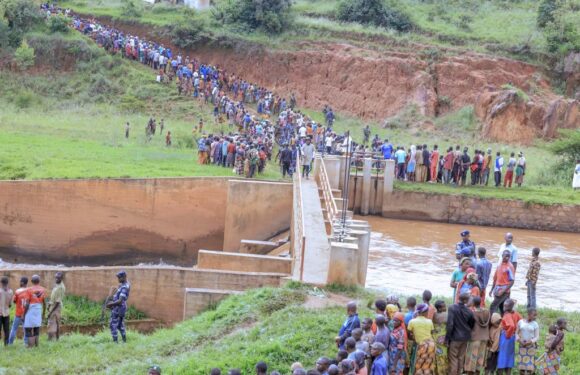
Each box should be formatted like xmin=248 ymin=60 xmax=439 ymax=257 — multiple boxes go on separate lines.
xmin=93 ymin=16 xmax=578 ymax=143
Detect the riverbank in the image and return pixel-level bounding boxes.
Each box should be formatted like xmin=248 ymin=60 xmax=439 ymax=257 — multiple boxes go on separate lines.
xmin=383 ymin=187 xmax=580 ymax=233
xmin=0 ymin=284 xmax=577 ymax=373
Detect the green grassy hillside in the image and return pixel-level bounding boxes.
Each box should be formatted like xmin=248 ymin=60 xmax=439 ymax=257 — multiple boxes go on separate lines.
xmin=0 ymin=284 xmax=577 ymax=374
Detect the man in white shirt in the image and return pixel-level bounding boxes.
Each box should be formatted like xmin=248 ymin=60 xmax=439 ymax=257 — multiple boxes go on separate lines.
xmin=497 ymin=232 xmax=518 ymax=272
xmin=493 ymin=151 xmax=504 ymax=187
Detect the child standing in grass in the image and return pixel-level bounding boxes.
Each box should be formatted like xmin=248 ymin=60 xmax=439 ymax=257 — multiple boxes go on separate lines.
xmin=539 ymin=323 xmax=563 ymax=375
xmin=525 ymin=248 xmax=541 ymax=309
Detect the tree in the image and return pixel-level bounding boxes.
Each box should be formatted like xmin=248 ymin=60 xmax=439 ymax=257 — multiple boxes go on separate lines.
xmin=13 ymin=39 xmax=35 ymax=70
xmin=336 ymin=0 xmax=414 ymax=32
xmin=213 ymin=0 xmax=293 ymax=34
xmin=48 ymin=14 xmax=70 ymax=33
xmin=1 ymin=0 xmax=42 ymax=31
xmin=537 ymin=0 xmax=558 ymax=28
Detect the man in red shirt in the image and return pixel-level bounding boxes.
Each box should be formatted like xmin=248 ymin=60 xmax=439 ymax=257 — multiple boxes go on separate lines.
xmin=489 ymin=250 xmax=515 ymax=315
xmin=23 ymin=275 xmax=46 ymax=348
xmin=8 ymin=276 xmax=28 ymax=346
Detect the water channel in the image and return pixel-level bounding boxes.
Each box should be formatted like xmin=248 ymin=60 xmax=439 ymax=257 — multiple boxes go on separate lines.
xmin=362 ymin=216 xmax=580 ymax=311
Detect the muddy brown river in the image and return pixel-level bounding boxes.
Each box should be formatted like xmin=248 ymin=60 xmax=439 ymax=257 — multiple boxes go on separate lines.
xmin=361 ymin=216 xmax=580 ymax=311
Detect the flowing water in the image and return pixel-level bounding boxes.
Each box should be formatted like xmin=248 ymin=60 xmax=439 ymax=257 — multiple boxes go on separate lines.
xmin=361 ymin=216 xmax=580 ymax=311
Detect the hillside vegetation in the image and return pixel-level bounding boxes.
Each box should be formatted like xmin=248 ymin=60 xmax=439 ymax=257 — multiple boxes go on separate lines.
xmin=59 ymin=0 xmax=580 ymax=64
xmin=0 ymin=284 xmax=578 ymax=373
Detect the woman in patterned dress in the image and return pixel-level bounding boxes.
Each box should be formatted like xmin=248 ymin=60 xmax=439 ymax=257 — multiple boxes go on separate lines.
xmin=516 ymin=308 xmax=539 ymax=374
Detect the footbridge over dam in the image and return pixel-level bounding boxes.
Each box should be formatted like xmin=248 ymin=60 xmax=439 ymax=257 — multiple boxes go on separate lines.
xmin=0 ymin=157 xmax=391 ymax=322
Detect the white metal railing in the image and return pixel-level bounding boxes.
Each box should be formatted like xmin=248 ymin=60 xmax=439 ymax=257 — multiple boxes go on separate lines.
xmin=292 ymin=151 xmax=306 ymax=281
xmin=319 ymin=156 xmax=339 ymax=226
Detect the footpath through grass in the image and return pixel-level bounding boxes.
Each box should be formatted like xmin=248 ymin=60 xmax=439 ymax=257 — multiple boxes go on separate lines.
xmin=0 ymin=284 xmax=577 ymax=374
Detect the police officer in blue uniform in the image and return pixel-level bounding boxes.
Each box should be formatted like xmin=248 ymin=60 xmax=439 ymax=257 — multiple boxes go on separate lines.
xmin=106 ymin=270 xmax=131 ymax=343
xmin=455 ymin=230 xmax=476 ymax=263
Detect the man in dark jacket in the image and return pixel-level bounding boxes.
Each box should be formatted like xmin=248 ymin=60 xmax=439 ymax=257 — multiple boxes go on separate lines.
xmin=446 ymin=292 xmax=475 ymax=375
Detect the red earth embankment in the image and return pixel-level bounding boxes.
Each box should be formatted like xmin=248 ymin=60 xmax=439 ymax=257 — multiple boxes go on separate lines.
xmin=90 ymin=16 xmax=580 ymax=143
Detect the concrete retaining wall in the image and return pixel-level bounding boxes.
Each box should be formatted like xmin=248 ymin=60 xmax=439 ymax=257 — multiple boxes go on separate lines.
xmin=382 ymin=190 xmax=580 ymax=232
xmin=0 ymin=177 xmax=230 ymax=266
xmin=2 ymin=266 xmax=282 ymax=322
xmin=183 ymin=288 xmax=240 ymax=319
xmin=197 ymin=250 xmax=292 ymax=274
xmin=223 ymin=180 xmax=292 ymax=251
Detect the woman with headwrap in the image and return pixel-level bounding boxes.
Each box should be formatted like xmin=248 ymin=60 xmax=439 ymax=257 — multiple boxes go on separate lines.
xmin=486 ymin=312 xmax=503 ymax=374
xmin=433 ymin=300 xmax=448 ymax=375
xmin=454 ymin=272 xmax=481 ymax=305
xmin=388 ymin=312 xmax=407 ymax=375
xmin=386 ymin=295 xmax=401 ymax=331
xmin=408 ymin=303 xmax=436 ymax=375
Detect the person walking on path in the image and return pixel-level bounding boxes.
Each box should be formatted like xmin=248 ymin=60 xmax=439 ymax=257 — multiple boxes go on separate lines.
xmin=106 ymin=271 xmax=131 ymax=343
xmin=8 ymin=277 xmax=28 ymax=346
xmin=47 ymin=272 xmax=65 ymax=341
xmin=0 ymin=277 xmax=13 ymax=346
xmin=301 ymin=137 xmax=315 ymax=179
xmin=526 ymin=247 xmax=541 ymax=309
xmin=489 ymin=250 xmax=515 ymax=315
xmin=445 ymin=293 xmax=475 ymax=375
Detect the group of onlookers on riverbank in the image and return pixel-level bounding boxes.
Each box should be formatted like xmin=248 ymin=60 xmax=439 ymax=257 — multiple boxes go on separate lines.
xmin=144 ymin=231 xmax=567 ymax=375
xmin=367 ymin=137 xmax=528 ymax=188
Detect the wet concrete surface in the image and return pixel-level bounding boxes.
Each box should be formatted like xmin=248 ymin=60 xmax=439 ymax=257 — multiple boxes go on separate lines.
xmin=360 ymin=216 xmax=580 ymax=311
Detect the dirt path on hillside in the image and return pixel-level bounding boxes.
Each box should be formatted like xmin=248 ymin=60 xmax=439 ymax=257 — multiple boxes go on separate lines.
xmin=90 ymin=15 xmax=548 ymax=123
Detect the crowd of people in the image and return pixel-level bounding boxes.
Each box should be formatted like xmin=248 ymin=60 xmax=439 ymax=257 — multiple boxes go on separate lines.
xmin=0 ymin=272 xmax=65 ymax=348
xmin=368 ymin=138 xmax=528 ymax=188
xmin=146 ymin=231 xmax=565 ymax=375
xmin=2 ymin=271 xmax=131 ymax=348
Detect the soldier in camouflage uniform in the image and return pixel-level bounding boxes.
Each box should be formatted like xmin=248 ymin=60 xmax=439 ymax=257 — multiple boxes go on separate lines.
xmin=106 ymin=271 xmax=131 ymax=343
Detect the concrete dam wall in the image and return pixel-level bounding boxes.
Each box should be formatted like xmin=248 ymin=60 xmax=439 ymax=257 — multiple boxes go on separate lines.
xmin=0 ymin=177 xmax=292 ymax=266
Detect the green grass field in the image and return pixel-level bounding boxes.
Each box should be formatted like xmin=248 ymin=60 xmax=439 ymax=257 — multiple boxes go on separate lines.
xmin=0 ymin=284 xmax=577 ymax=374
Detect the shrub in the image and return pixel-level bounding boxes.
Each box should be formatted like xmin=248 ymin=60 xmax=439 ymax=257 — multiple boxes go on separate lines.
xmin=48 ymin=14 xmax=70 ymax=33
xmin=546 ymin=129 xmax=580 ymax=184
xmin=14 ymin=90 xmax=35 ymax=108
xmin=336 ymin=0 xmax=414 ymax=32
xmin=13 ymin=39 xmax=35 ymax=70
xmin=213 ymin=0 xmax=293 ymax=33
xmin=120 ymin=0 xmax=142 ymax=18
xmin=537 ymin=0 xmax=558 ymax=28
xmin=1 ymin=0 xmax=43 ymax=31
xmin=170 ymin=18 xmax=212 ymax=49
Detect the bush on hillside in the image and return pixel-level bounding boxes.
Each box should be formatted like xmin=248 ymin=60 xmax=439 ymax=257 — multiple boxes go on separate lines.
xmin=537 ymin=0 xmax=558 ymax=28
xmin=120 ymin=0 xmax=143 ymax=18
xmin=336 ymin=0 xmax=414 ymax=32
xmin=48 ymin=14 xmax=70 ymax=33
xmin=13 ymin=39 xmax=35 ymax=70
xmin=1 ymin=0 xmax=43 ymax=46
xmin=538 ymin=0 xmax=580 ymax=55
xmin=213 ymin=0 xmax=293 ymax=33
xmin=170 ymin=18 xmax=213 ymax=49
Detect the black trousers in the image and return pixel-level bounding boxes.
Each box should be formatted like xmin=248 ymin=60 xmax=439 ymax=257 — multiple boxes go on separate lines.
xmin=282 ymin=162 xmax=291 ymax=177
xmin=0 ymin=316 xmax=8 ymax=345
xmin=494 ymin=171 xmax=502 ymax=186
